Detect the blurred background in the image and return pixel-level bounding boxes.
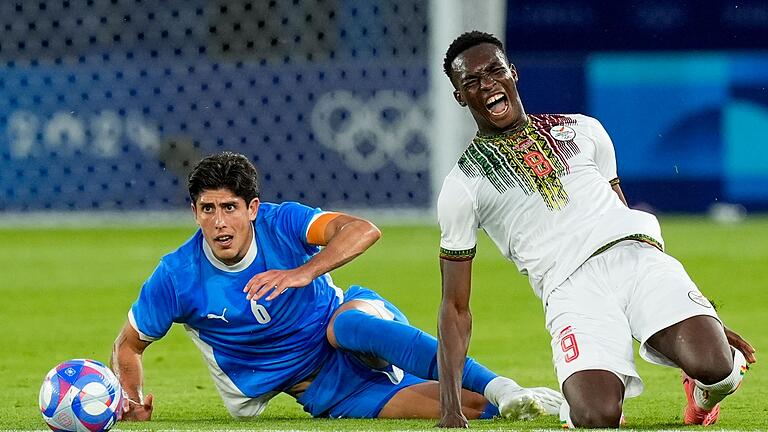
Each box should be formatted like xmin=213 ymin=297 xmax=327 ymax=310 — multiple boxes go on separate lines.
xmin=2 ymin=2 xmax=767 ymax=428
xmin=0 ymin=0 xmax=766 ymax=220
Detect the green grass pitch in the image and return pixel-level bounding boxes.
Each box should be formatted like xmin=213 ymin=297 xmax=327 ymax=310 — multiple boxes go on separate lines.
xmin=1 ymin=216 xmax=766 ymax=430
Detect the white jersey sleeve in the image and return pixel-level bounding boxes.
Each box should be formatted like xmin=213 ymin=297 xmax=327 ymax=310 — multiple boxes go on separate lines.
xmin=587 ymin=117 xmax=619 ymax=183
xmin=437 ymin=175 xmax=478 ymax=260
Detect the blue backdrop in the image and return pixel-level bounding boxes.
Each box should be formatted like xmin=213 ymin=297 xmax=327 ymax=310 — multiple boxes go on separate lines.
xmin=0 ymin=1 xmax=431 ymax=212
xmin=507 ymin=0 xmax=768 ymax=212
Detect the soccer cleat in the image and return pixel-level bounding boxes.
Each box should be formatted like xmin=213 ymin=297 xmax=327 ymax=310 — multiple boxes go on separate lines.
xmin=497 ymin=388 xmax=546 ymax=420
xmin=682 ymin=372 xmax=720 ymax=426
xmin=487 ymin=378 xmax=563 ymax=420
xmin=497 ymin=385 xmax=565 ymax=421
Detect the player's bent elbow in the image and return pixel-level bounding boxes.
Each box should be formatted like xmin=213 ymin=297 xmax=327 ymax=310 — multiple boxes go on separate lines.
xmin=364 ymin=221 xmax=382 ymax=243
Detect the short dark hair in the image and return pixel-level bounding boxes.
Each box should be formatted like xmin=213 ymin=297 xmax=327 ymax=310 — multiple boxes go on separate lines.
xmin=443 ymin=31 xmax=505 ymax=80
xmin=187 ymin=152 xmax=260 ymax=205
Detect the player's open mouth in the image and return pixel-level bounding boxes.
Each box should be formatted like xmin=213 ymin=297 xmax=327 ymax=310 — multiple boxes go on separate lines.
xmin=485 ymin=93 xmax=508 ymax=116
xmin=215 ymin=235 xmax=233 ymax=247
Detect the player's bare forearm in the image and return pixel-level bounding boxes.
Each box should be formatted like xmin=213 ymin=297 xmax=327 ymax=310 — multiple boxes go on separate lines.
xmin=111 ymin=321 xmax=153 ymax=420
xmin=612 ymin=183 xmax=628 ymax=206
xmin=437 ymin=259 xmax=473 ymax=428
xmin=724 ymin=326 xmax=757 ymax=364
xmin=438 ymin=303 xmax=472 ymax=427
xmin=304 ymin=215 xmax=381 ymax=276
xmin=245 ymin=214 xmax=381 ymax=301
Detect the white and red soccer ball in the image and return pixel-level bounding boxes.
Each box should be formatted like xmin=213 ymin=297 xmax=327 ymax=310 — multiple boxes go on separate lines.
xmin=39 ymin=359 xmax=123 ymax=432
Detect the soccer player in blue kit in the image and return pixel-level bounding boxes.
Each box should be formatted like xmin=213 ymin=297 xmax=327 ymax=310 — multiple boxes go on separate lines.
xmin=111 ymin=151 xmax=563 ymax=422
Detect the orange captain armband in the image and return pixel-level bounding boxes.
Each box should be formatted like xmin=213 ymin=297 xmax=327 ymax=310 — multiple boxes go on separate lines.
xmin=439 ymin=246 xmax=476 ymax=261
xmin=306 ymin=212 xmax=342 ymax=245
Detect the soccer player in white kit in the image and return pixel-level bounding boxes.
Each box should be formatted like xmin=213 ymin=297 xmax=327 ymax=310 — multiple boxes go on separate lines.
xmin=435 ymin=31 xmax=757 ymax=429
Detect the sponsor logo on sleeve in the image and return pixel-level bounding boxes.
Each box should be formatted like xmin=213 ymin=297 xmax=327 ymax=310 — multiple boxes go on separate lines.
xmin=550 ymin=125 xmax=576 ymax=141
xmin=688 ymin=291 xmax=713 ymax=308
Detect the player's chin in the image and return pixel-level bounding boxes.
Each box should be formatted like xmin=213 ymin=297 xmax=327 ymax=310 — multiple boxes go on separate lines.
xmin=486 ymin=112 xmax=515 ymax=129
xmin=213 ymin=248 xmax=237 ymax=263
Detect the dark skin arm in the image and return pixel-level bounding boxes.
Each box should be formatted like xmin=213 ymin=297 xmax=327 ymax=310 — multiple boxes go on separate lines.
xmin=612 ymin=182 xmax=628 ymax=206
xmin=725 ymin=327 xmax=757 ymax=364
xmin=437 ymin=258 xmax=474 ymax=428
xmin=613 ymin=181 xmax=757 ymax=364
xmin=244 ymin=213 xmax=381 ymax=301
xmin=110 ymin=321 xmax=154 ymax=421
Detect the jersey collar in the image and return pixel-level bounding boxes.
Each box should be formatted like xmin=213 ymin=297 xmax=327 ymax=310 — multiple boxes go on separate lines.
xmin=202 ymin=224 xmax=258 ymax=272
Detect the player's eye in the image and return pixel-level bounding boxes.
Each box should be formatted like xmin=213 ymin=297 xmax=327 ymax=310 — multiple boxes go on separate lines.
xmin=463 ymin=79 xmax=478 ymax=89
xmin=225 ymin=204 xmax=236 ymax=211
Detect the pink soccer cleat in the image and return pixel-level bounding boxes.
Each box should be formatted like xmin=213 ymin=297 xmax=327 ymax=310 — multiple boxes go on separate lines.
xmin=682 ymin=372 xmax=720 ymax=426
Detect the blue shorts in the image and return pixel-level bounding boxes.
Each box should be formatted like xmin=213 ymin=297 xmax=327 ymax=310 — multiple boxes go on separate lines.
xmin=296 ymin=285 xmax=427 ymax=418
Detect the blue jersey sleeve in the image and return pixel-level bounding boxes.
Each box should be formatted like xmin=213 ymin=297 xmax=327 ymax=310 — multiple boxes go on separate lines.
xmin=273 ymin=202 xmax=323 ymax=254
xmin=129 ymin=260 xmax=180 ymax=342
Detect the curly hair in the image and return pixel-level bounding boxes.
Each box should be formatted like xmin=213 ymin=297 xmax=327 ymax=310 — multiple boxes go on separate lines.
xmin=442 ymin=31 xmax=505 ymax=79
xmin=187 ymin=152 xmax=260 ymax=205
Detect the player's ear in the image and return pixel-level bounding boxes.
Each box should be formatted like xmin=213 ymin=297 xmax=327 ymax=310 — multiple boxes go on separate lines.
xmin=190 ymin=202 xmax=203 ymax=226
xmin=453 ymin=90 xmax=467 ymax=107
xmin=509 ymin=63 xmax=519 ymax=82
xmin=248 ymin=198 xmax=259 ymax=221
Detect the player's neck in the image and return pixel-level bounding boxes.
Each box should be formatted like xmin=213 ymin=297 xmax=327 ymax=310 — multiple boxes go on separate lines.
xmin=477 ymin=114 xmax=528 ymax=138
xmin=203 ymin=225 xmax=258 ymax=272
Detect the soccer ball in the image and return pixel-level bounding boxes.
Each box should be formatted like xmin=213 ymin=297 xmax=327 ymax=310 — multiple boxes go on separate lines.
xmin=39 ymin=359 xmax=124 ymax=432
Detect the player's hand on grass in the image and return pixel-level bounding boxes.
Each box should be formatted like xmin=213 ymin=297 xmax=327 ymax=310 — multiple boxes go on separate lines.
xmin=122 ymin=393 xmax=153 ymax=421
xmin=528 ymin=387 xmax=564 ymax=415
xmin=244 ymin=268 xmax=314 ymax=301
xmin=725 ymin=326 xmax=757 ymax=364
xmin=437 ymin=411 xmax=469 ymax=428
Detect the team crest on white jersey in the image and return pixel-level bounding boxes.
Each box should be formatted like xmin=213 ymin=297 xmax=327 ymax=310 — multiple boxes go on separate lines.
xmin=458 ymin=114 xmax=581 ymax=211
xmin=688 ymin=291 xmax=712 ymax=308
xmin=550 ymin=125 xmax=576 ymax=141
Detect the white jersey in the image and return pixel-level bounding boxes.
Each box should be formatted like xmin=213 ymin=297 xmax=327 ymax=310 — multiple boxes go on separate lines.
xmin=438 ymin=114 xmax=664 ymax=302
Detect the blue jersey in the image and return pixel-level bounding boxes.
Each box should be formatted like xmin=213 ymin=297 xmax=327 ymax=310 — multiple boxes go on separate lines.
xmin=130 ymin=201 xmax=342 ymax=402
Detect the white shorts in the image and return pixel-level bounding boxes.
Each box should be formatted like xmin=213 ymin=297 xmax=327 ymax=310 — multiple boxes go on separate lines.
xmin=544 ymin=241 xmax=721 ymax=399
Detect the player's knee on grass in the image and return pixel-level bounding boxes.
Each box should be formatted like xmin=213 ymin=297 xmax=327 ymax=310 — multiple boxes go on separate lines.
xmin=568 ymin=402 xmax=623 ymax=428
xmin=563 ymin=371 xmax=624 ymax=428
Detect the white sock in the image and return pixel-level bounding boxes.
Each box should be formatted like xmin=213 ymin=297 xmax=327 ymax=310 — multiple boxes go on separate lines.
xmin=483 ymin=376 xmax=521 ymax=407
xmin=693 ymin=349 xmax=747 ymax=410
xmin=559 ymin=399 xmax=575 ymax=428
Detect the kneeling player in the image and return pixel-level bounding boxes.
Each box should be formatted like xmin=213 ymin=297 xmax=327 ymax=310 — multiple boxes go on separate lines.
xmin=111 ymin=152 xmax=563 ymax=421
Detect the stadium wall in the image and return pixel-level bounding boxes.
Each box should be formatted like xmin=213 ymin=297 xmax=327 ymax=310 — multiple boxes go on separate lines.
xmin=1 ymin=1 xmax=767 ymax=224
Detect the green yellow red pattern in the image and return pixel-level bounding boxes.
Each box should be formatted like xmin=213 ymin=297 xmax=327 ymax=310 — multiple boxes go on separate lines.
xmin=458 ymin=119 xmax=571 ymax=211
xmin=439 ymin=246 xmax=476 ymax=261
xmin=590 ymin=234 xmax=664 ymax=258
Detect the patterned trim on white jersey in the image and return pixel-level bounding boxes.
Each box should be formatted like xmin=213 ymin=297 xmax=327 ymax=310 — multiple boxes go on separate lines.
xmin=591 ymin=234 xmax=664 ymax=258
xmin=457 ymin=114 xmax=581 ymax=211
xmin=439 ymin=246 xmax=477 ymax=261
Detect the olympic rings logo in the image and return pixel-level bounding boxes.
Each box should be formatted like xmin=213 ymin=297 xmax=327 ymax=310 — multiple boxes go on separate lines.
xmin=310 ymin=90 xmax=430 ymax=173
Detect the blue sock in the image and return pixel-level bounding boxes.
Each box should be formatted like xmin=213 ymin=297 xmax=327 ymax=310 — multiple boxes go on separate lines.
xmin=333 ymin=309 xmax=497 ymax=394
xmin=480 ymin=402 xmax=500 ymax=419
